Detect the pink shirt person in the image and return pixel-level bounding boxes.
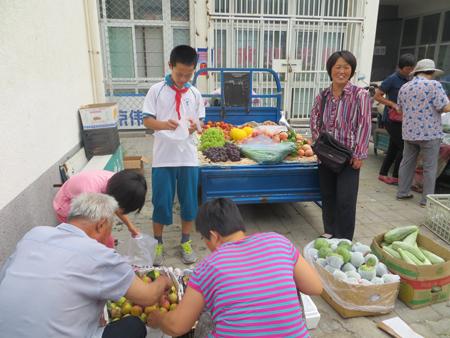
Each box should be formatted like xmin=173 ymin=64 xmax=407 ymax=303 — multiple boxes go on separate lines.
xmin=54 ymin=170 xmax=115 ymax=222
xmin=54 ymin=170 xmax=115 ymax=248
xmin=54 ymin=169 xmax=147 ymax=249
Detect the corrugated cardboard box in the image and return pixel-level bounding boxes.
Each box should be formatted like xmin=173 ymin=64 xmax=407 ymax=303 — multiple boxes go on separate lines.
xmin=304 ymin=241 xmax=399 ymax=318
xmin=371 ymin=232 xmax=450 ymax=309
xmin=318 ymin=275 xmax=399 ymax=318
xmin=79 ymin=102 xmax=119 ymax=130
xmin=123 ymin=156 xmax=150 ymax=174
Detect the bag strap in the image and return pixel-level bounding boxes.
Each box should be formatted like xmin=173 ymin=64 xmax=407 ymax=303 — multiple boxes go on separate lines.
xmin=318 ymin=91 xmax=327 ymax=132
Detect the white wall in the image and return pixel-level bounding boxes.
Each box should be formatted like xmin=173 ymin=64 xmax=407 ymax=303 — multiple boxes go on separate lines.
xmin=398 ymin=0 xmax=449 ymax=17
xmin=193 ymin=0 xmax=209 ymax=95
xmin=357 ymin=0 xmax=380 ymax=84
xmin=0 ymin=1 xmax=96 ymax=209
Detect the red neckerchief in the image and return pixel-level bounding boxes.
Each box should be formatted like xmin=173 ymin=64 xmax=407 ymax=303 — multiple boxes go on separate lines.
xmin=168 ymin=85 xmax=189 ymax=119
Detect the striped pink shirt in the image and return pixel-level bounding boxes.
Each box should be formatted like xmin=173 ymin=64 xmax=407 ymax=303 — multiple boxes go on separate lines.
xmin=310 ymin=82 xmax=372 ymax=160
xmin=188 ymin=232 xmax=309 ymax=338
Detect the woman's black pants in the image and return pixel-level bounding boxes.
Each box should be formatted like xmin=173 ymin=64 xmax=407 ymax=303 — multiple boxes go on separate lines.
xmin=318 ymin=162 xmax=360 ymax=240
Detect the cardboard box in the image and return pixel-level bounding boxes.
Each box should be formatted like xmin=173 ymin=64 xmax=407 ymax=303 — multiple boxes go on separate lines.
xmin=79 ymin=102 xmax=119 ymax=130
xmin=304 ymin=241 xmax=399 ymax=318
xmin=123 ymin=156 xmax=150 ymax=174
xmin=371 ymin=232 xmax=450 ymax=309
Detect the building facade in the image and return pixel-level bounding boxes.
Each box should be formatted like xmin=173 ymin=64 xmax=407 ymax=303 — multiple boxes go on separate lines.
xmin=98 ymin=0 xmax=379 ymax=128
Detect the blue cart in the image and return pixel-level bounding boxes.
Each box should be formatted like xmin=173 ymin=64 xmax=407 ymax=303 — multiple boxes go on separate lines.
xmin=193 ymin=68 xmax=321 ymax=205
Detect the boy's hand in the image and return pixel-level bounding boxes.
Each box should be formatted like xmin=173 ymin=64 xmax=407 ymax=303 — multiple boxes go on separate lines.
xmin=165 ymin=119 xmax=180 ymax=130
xmin=188 ymin=118 xmax=197 ymax=134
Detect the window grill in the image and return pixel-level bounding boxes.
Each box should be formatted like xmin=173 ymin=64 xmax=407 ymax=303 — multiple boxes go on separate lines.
xmin=209 ymin=0 xmax=365 ymax=119
xmin=98 ymin=0 xmax=190 ymax=129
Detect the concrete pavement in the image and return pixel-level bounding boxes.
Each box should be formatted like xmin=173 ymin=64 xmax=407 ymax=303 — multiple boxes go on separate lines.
xmin=114 ymin=132 xmax=450 ymax=338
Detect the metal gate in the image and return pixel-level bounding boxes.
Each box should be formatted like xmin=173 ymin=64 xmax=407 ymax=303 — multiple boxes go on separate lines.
xmin=209 ymin=0 xmax=366 ymax=119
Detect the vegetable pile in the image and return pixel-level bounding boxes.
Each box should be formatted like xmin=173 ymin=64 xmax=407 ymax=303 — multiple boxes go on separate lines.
xmin=198 ymin=128 xmax=226 ymax=151
xmin=277 ymin=130 xmax=313 ymax=157
xmin=198 ymin=120 xmax=315 ymax=159
xmin=380 ymin=225 xmax=446 ymax=265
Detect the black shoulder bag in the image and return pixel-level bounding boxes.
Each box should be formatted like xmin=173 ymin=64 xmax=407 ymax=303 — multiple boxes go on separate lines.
xmin=312 ymin=93 xmax=353 ymax=173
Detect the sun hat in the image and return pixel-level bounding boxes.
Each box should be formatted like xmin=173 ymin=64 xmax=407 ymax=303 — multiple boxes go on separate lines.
xmin=410 ymin=59 xmax=444 ymax=77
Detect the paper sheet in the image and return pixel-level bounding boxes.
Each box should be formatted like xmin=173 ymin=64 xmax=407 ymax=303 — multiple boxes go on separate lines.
xmin=378 ymin=317 xmax=424 ymax=338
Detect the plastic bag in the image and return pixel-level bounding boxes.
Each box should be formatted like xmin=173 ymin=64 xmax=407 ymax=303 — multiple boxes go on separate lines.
xmin=443 ymin=134 xmax=450 ymax=145
xmin=153 ymin=115 xmax=190 ymax=152
xmin=240 ymin=135 xmax=296 ymax=164
xmin=117 ymin=233 xmax=158 ymax=267
xmin=278 ymin=111 xmax=291 ymax=130
xmin=253 ymin=125 xmax=287 ymax=133
xmin=443 ymin=113 xmax=450 ymax=133
xmin=245 ymin=134 xmax=274 ymax=145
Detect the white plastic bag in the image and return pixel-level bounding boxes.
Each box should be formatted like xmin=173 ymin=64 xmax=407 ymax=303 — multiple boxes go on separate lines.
xmin=278 ymin=111 xmax=291 ymax=130
xmin=117 ymin=233 xmax=158 ymax=267
xmin=443 ymin=134 xmax=450 ymax=145
xmin=442 ymin=113 xmax=450 ymax=133
xmin=153 ymin=113 xmax=190 ymax=151
xmin=253 ymin=125 xmax=287 ymax=133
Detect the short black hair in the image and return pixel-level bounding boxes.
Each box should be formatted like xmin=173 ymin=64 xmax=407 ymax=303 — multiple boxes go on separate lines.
xmin=398 ymin=53 xmax=416 ymax=69
xmin=195 ymin=198 xmax=246 ymax=240
xmin=106 ymin=170 xmax=147 ymax=214
xmin=326 ymin=50 xmax=357 ymax=81
xmin=170 ymin=45 xmax=198 ymax=68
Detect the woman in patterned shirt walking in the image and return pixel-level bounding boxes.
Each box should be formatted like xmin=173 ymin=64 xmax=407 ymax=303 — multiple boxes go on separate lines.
xmin=310 ymin=50 xmax=372 ymax=240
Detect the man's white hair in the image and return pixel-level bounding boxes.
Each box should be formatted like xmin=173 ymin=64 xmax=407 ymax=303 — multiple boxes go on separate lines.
xmin=67 ymin=193 xmax=118 ymax=227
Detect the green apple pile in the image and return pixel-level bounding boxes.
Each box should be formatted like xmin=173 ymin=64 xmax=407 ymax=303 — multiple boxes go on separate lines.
xmin=106 ymin=270 xmax=179 ymax=323
xmin=308 ymin=238 xmax=401 ymax=285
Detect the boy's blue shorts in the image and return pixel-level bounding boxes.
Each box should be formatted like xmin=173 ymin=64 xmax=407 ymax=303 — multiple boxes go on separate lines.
xmin=151 ymin=167 xmax=198 ymax=225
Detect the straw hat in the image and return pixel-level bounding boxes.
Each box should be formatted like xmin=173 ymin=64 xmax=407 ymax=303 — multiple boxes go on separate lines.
xmin=410 ymin=59 xmax=444 ymax=77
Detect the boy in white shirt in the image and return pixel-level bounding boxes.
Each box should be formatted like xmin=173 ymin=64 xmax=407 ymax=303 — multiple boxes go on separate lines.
xmin=143 ymin=45 xmax=205 ymax=265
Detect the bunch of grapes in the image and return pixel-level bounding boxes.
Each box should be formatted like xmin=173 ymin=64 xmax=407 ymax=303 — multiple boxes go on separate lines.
xmin=202 ymin=147 xmax=228 ymax=162
xmin=224 ymin=142 xmax=241 ymax=162
xmin=202 ymin=143 xmax=242 ymax=162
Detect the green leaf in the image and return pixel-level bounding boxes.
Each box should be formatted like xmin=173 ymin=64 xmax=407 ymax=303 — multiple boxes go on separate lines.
xmin=146 ymin=270 xmax=156 ymax=281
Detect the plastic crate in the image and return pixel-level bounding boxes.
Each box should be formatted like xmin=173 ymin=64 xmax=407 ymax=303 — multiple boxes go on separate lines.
xmin=423 ymin=194 xmax=450 ymax=244
xmin=81 ymin=125 xmax=120 ymax=160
